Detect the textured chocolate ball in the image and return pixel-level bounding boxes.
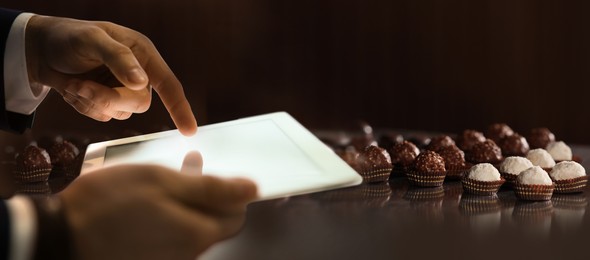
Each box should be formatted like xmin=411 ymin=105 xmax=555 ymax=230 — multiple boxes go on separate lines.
xmin=527 ymin=127 xmax=556 ymax=149
xmin=412 ymin=150 xmax=446 ymax=173
xmin=48 ymin=140 xmax=80 ymax=167
xmin=499 ymin=133 xmax=530 ymax=157
xmin=16 ymin=145 xmax=51 ymax=170
xmin=467 ymin=139 xmax=503 ymax=164
xmin=456 ymin=129 xmax=486 ymax=152
xmin=389 ymin=140 xmax=420 ymax=167
xmin=426 ymin=135 xmax=456 ymax=152
xmin=437 ymin=145 xmax=466 ymax=169
xmin=486 ymin=123 xmax=514 ymax=143
xmin=15 ymin=145 xmax=52 ymax=183
xmin=355 ymin=145 xmax=392 ymax=183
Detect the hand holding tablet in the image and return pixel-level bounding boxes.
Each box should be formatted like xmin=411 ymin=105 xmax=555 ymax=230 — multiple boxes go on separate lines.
xmin=81 ymin=112 xmax=362 ymax=200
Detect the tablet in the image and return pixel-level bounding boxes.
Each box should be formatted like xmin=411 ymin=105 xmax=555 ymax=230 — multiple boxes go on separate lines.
xmin=81 ymin=112 xmax=362 ymax=200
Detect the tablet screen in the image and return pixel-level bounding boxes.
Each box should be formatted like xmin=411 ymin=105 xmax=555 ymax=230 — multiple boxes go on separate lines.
xmin=103 ymin=119 xmax=324 ymax=183
xmin=84 ymin=112 xmax=362 ymax=199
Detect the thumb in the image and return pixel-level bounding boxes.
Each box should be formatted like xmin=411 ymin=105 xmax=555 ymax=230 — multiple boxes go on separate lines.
xmin=86 ymin=29 xmax=149 ymax=90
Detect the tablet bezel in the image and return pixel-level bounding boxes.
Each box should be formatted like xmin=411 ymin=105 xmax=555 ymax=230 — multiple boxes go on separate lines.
xmin=81 ymin=112 xmax=362 ymax=200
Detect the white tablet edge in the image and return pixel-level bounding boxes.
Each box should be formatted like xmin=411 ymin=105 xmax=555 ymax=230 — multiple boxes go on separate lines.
xmin=81 ymin=112 xmax=363 ymax=200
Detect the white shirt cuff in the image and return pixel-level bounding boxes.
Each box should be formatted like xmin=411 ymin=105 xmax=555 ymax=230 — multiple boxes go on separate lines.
xmin=4 ymin=12 xmax=50 ymax=115
xmin=6 ymin=196 xmax=37 ymax=260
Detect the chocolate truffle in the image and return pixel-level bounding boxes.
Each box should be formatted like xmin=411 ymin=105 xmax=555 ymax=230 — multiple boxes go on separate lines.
xmin=437 ymin=145 xmax=466 ymax=169
xmin=515 ymin=167 xmax=555 ymax=201
xmin=526 ymin=149 xmax=556 ymax=169
xmin=499 ymin=133 xmax=530 ymax=157
xmin=527 ymin=127 xmax=556 ymax=149
xmin=48 ymin=140 xmax=80 ymax=167
xmin=412 ymin=150 xmax=446 ymax=173
xmin=15 ymin=145 xmax=52 ymax=183
xmin=550 ymin=161 xmax=586 ymax=181
xmin=407 ymin=150 xmax=447 ymax=187
xmin=467 ymin=139 xmax=503 ymax=164
xmin=425 ymin=135 xmax=456 ymax=152
xmin=389 ymin=140 xmax=420 ymax=168
xmin=518 ymin=166 xmax=553 ymax=185
xmin=456 ymin=129 xmax=486 ymax=152
xmin=550 ymin=161 xmax=588 ymax=194
xmin=467 ymin=163 xmax=502 ymax=182
xmin=355 ymin=145 xmax=393 ymax=183
xmin=486 ymin=123 xmax=514 ymax=143
xmin=462 ymin=163 xmax=505 ymax=196
xmin=378 ymin=132 xmax=404 ymax=151
xmin=546 ymin=141 xmax=573 ymax=161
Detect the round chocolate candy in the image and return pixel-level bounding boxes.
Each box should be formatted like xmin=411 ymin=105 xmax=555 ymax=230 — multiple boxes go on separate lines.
xmin=527 ymin=127 xmax=556 ymax=149
xmin=15 ymin=145 xmax=52 ymax=183
xmin=456 ymin=129 xmax=486 ymax=152
xmin=437 ymin=144 xmax=466 ymax=169
xmin=499 ymin=133 xmax=530 ymax=157
xmin=486 ymin=123 xmax=514 ymax=143
xmin=426 ymin=135 xmax=456 ymax=152
xmin=355 ymin=145 xmax=392 ymax=183
xmin=389 ymin=140 xmax=420 ymax=167
xmin=48 ymin=140 xmax=80 ymax=167
xmin=412 ymin=150 xmax=446 ymax=173
xmin=467 ymin=139 xmax=503 ymax=164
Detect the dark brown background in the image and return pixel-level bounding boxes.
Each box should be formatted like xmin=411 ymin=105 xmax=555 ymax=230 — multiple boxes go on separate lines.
xmin=4 ymin=0 xmax=590 ymax=143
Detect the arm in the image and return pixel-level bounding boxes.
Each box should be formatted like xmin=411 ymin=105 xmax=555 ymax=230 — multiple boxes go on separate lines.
xmin=0 ymin=8 xmax=38 ymax=133
xmin=25 ymin=15 xmax=198 ymax=136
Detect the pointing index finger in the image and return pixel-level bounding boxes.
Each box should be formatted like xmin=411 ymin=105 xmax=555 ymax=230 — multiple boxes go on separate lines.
xmin=140 ymin=50 xmax=197 ymax=136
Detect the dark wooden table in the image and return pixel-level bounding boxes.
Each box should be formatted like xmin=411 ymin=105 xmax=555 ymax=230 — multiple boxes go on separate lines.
xmin=200 ymin=144 xmax=590 ymax=260
xmin=2 ymin=132 xmax=590 ymax=260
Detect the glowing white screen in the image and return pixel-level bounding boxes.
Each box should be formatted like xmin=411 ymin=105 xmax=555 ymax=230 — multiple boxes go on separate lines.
xmin=103 ymin=120 xmax=323 ymax=188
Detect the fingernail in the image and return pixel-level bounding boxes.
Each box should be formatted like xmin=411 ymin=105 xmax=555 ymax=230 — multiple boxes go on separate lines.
xmin=76 ymin=88 xmax=93 ymax=100
xmin=128 ymin=68 xmax=147 ymax=84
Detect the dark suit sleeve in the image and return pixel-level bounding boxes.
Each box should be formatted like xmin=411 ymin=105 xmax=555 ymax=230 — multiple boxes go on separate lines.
xmin=0 ymin=8 xmax=35 ymax=133
xmin=1 ymin=201 xmax=10 ymax=260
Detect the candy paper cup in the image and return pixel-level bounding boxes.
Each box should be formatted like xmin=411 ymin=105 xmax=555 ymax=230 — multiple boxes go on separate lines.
xmin=461 ymin=177 xmax=506 ymax=196
xmin=552 ymin=175 xmax=588 ymax=194
xmin=406 ymin=170 xmax=446 ymax=187
xmin=514 ymin=183 xmax=554 ymax=201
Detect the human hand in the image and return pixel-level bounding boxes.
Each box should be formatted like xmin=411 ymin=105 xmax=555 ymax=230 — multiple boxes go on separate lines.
xmin=25 ymin=15 xmax=197 ymax=136
xmin=59 ymin=163 xmax=257 ymax=260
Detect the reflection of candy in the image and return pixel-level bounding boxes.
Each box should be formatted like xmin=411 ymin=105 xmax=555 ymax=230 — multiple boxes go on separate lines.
xmin=512 ymin=200 xmax=553 ymax=222
xmin=403 ymin=186 xmax=445 ymax=201
xmin=552 ymin=193 xmax=589 ymax=210
xmin=459 ymin=194 xmax=502 ymax=216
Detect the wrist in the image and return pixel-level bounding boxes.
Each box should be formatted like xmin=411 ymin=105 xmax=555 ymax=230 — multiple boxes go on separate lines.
xmin=30 ymin=196 xmax=73 ymax=260
xmin=24 ymin=15 xmax=42 ymax=85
